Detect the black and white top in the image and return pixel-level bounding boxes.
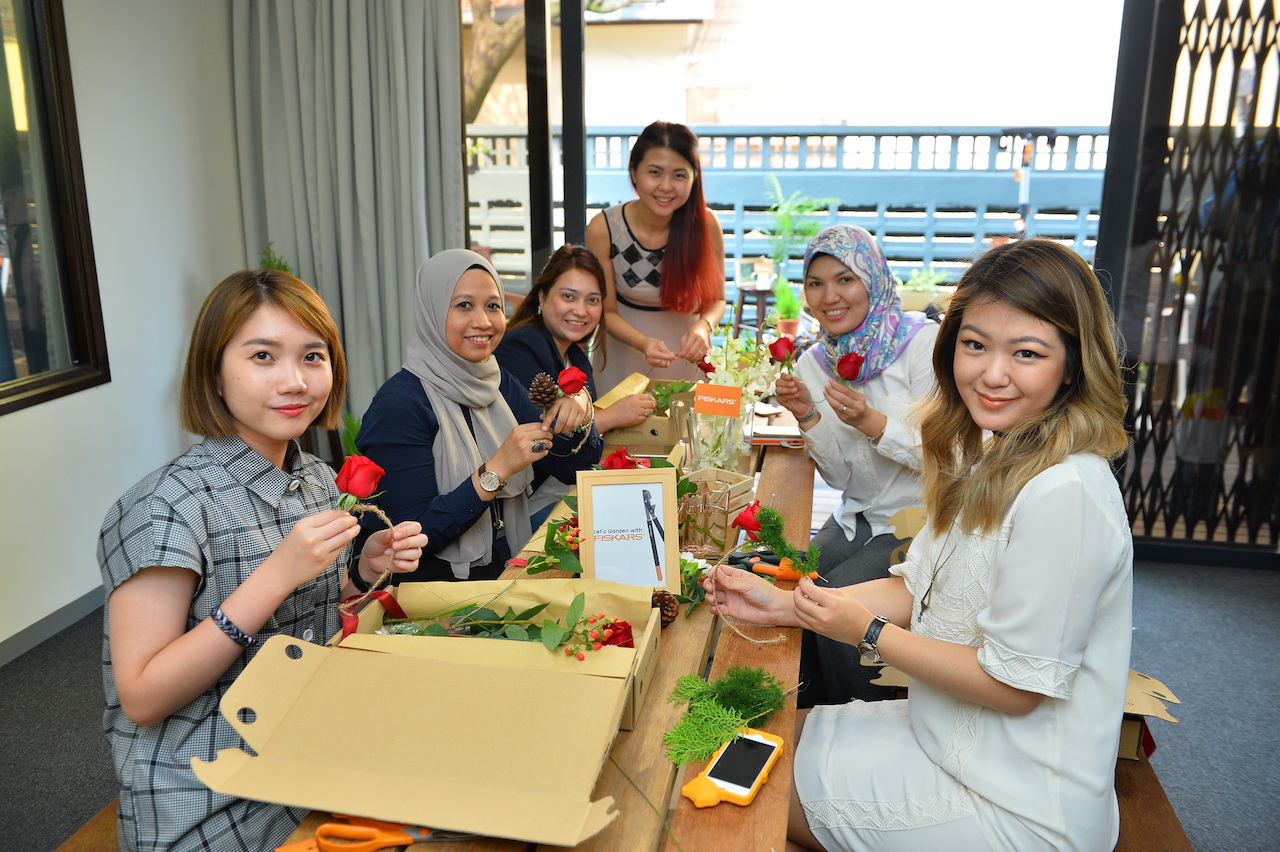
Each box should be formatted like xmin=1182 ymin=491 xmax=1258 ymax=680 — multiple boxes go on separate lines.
xmin=98 ymin=435 xmax=347 ymax=852
xmin=594 ymin=202 xmax=702 ymax=387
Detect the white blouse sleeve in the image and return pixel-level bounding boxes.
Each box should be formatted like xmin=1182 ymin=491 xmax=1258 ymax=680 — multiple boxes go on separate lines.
xmin=976 ymin=459 xmax=1130 ymax=699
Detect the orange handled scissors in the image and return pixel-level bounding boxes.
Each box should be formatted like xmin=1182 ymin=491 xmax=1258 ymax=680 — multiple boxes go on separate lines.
xmin=315 ymin=815 xmax=474 ymax=850
xmin=748 ymin=556 xmax=818 ymax=582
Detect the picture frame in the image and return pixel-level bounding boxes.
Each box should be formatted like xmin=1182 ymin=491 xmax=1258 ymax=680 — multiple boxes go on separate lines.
xmin=577 ymin=466 xmax=681 ymax=594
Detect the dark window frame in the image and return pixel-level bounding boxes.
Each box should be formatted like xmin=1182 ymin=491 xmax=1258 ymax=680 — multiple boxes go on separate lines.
xmin=0 ymin=0 xmax=107 ymax=416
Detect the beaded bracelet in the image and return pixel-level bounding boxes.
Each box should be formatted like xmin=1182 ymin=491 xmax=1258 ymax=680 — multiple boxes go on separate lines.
xmin=795 ymin=405 xmax=819 ymax=424
xmin=209 ymin=606 xmax=256 ymax=648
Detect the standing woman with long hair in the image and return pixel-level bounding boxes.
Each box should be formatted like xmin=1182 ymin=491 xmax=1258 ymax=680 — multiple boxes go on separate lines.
xmin=587 ymin=121 xmax=726 ymax=387
xmin=706 ymin=239 xmax=1133 ymax=851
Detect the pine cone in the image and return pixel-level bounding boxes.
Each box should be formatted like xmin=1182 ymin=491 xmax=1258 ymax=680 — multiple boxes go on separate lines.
xmin=529 ymin=372 xmax=560 ymax=409
xmin=652 ymin=589 xmax=680 ymax=628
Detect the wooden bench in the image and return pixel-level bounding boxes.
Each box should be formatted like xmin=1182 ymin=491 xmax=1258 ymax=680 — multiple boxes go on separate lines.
xmin=55 ymin=799 xmax=117 ymax=852
xmin=1116 ymin=753 xmax=1193 ymax=851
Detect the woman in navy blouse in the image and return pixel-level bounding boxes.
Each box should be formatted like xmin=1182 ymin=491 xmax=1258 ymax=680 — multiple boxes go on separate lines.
xmin=495 ymin=245 xmax=657 ymax=522
xmin=359 ymin=250 xmax=602 ymax=582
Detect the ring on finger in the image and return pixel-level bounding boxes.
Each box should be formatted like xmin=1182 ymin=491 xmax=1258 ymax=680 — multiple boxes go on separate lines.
xmin=532 ymin=440 xmax=547 ymax=452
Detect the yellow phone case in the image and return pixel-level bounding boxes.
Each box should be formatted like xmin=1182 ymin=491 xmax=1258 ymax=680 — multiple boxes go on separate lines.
xmin=680 ymin=727 xmax=785 ymax=808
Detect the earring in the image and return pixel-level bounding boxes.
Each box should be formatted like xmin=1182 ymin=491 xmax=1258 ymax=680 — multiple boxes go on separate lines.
xmin=537 ymin=305 xmax=542 ymax=315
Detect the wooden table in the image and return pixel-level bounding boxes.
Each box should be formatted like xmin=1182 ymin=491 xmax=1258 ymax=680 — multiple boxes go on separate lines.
xmin=284 ymin=444 xmax=816 ymax=852
xmin=283 ymin=435 xmax=1196 ymax=852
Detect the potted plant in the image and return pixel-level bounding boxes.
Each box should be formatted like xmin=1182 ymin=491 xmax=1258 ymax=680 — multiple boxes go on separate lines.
xmin=898 ymin=265 xmax=955 ymax=313
xmin=758 ymin=176 xmax=835 ymax=335
xmin=771 ymin=277 xmax=803 ymax=337
xmin=761 ymin=175 xmax=837 ymax=285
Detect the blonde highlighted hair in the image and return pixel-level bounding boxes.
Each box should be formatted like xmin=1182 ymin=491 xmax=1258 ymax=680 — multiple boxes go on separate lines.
xmin=918 ymin=239 xmax=1128 ymax=535
xmin=180 ymin=268 xmax=347 ymax=437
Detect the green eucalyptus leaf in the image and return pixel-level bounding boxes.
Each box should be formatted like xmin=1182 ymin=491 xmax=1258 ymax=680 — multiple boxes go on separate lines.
xmin=556 ymin=549 xmax=583 ymax=575
xmin=540 ymin=622 xmax=567 ymax=651
xmin=565 ymin=593 xmax=586 ymax=628
xmin=514 ymin=603 xmax=550 ymax=621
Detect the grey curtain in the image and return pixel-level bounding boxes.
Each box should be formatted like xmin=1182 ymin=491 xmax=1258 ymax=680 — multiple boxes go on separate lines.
xmin=231 ymin=0 xmax=465 ymax=417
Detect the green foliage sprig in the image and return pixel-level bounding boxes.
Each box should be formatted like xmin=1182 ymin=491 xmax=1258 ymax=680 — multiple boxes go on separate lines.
xmin=260 ymin=242 xmax=294 ymax=273
xmin=750 ymin=506 xmax=821 ymax=577
xmin=663 ymin=666 xmax=788 ymax=765
xmin=651 ymin=380 xmax=695 ymax=416
xmin=381 ymin=591 xmax=624 ymax=660
xmin=675 ymin=554 xmax=709 ymax=613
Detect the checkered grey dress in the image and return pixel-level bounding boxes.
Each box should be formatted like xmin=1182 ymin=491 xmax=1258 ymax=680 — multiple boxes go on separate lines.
xmin=594 ymin=202 xmax=703 ymax=388
xmin=98 ymin=436 xmax=347 ymax=852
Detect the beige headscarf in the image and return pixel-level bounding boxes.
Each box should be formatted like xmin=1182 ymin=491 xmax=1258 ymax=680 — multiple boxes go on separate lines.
xmin=404 ymin=250 xmax=533 ymax=578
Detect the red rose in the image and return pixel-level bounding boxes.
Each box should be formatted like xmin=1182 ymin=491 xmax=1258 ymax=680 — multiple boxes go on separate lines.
xmin=837 ymin=352 xmax=865 ymax=382
xmin=603 ymin=447 xmax=639 ymax=470
xmin=557 ymin=366 xmax=589 ymax=395
xmin=335 ymin=454 xmax=385 ymax=500
xmin=767 ymin=337 xmax=795 ymax=364
xmin=696 ymin=359 xmax=715 ymax=375
xmin=731 ymin=499 xmax=763 ymax=542
xmin=602 ymin=619 xmax=635 ymax=648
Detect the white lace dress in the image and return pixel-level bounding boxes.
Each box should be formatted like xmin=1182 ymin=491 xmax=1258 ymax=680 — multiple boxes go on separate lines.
xmin=793 ymin=453 xmax=1133 ymax=852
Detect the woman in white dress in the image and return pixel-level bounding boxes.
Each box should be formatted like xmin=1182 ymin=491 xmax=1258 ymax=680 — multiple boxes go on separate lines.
xmin=706 ymin=238 xmax=1133 ymax=852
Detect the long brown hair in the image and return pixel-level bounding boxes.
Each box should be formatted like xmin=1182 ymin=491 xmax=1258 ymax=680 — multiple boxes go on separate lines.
xmin=507 ymin=244 xmax=608 ymax=359
xmin=917 ymin=239 xmax=1128 ymax=534
xmin=181 ymin=268 xmax=347 ymax=436
xmin=628 ymin=121 xmax=721 ymax=314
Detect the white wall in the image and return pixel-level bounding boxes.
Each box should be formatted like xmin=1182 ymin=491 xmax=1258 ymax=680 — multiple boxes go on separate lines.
xmin=0 ymin=0 xmax=245 ymax=655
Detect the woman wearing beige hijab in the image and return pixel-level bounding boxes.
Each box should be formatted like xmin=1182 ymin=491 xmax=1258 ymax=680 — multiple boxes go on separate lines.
xmin=358 ymin=250 xmax=602 ymax=581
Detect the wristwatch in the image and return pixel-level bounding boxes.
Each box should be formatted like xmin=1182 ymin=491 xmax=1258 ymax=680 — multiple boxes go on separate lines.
xmin=477 ymin=463 xmax=506 ymax=493
xmin=856 ymin=615 xmax=892 ymax=663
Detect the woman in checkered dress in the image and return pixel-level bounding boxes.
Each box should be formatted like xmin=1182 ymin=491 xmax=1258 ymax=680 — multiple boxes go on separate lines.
xmin=587 ymin=121 xmax=726 ymax=388
xmin=98 ymin=269 xmax=427 ymax=852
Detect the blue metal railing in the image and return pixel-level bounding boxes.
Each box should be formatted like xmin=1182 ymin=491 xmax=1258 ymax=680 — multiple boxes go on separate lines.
xmin=466 ymin=125 xmax=1107 ymax=289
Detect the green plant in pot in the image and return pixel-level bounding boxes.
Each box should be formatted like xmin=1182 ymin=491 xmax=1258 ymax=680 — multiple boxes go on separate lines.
xmin=898 ymin=265 xmax=955 ymax=313
xmin=761 ymin=175 xmax=837 ymax=285
xmin=760 ymin=176 xmax=836 ymax=334
xmin=771 ymin=278 xmax=804 ymax=337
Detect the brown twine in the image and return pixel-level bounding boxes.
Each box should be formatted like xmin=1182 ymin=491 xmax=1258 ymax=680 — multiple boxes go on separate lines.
xmin=336 ymin=502 xmax=394 ymax=618
xmin=704 ymin=552 xmax=803 ymax=647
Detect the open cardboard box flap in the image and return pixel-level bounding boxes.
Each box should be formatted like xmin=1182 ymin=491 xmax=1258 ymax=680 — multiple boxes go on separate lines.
xmin=1123 ymin=669 xmax=1180 ymax=723
xmin=192 ymin=579 xmax=659 ymax=846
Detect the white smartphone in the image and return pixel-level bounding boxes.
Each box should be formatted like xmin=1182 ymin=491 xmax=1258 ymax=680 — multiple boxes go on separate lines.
xmin=704 ymin=731 xmax=782 ymax=798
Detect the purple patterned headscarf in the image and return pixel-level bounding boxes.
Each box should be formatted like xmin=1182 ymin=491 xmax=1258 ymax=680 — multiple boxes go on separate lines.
xmin=804 ymin=225 xmax=932 ymax=384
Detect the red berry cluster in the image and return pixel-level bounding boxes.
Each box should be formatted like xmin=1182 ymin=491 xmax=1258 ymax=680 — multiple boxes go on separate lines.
xmin=561 ymin=613 xmax=635 ymax=661
xmin=552 ymin=518 xmax=583 ymax=552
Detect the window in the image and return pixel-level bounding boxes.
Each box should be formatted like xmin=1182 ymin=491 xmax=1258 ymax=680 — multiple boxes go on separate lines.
xmin=0 ymin=0 xmax=107 ymax=416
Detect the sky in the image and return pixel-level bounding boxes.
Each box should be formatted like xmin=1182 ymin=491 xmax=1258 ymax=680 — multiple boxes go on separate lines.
xmin=687 ymin=0 xmax=1128 ymax=127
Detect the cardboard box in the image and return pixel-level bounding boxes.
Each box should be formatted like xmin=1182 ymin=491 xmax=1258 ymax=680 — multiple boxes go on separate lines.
xmin=870 ymin=666 xmax=1180 ymax=760
xmin=192 ymin=579 xmax=660 ymax=846
xmin=596 ymin=372 xmax=694 ymax=447
xmin=1119 ymin=670 xmax=1180 ymax=760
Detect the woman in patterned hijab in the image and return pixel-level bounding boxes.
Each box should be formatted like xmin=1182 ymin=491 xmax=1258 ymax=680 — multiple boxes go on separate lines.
xmin=773 ymin=224 xmax=940 ymax=707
